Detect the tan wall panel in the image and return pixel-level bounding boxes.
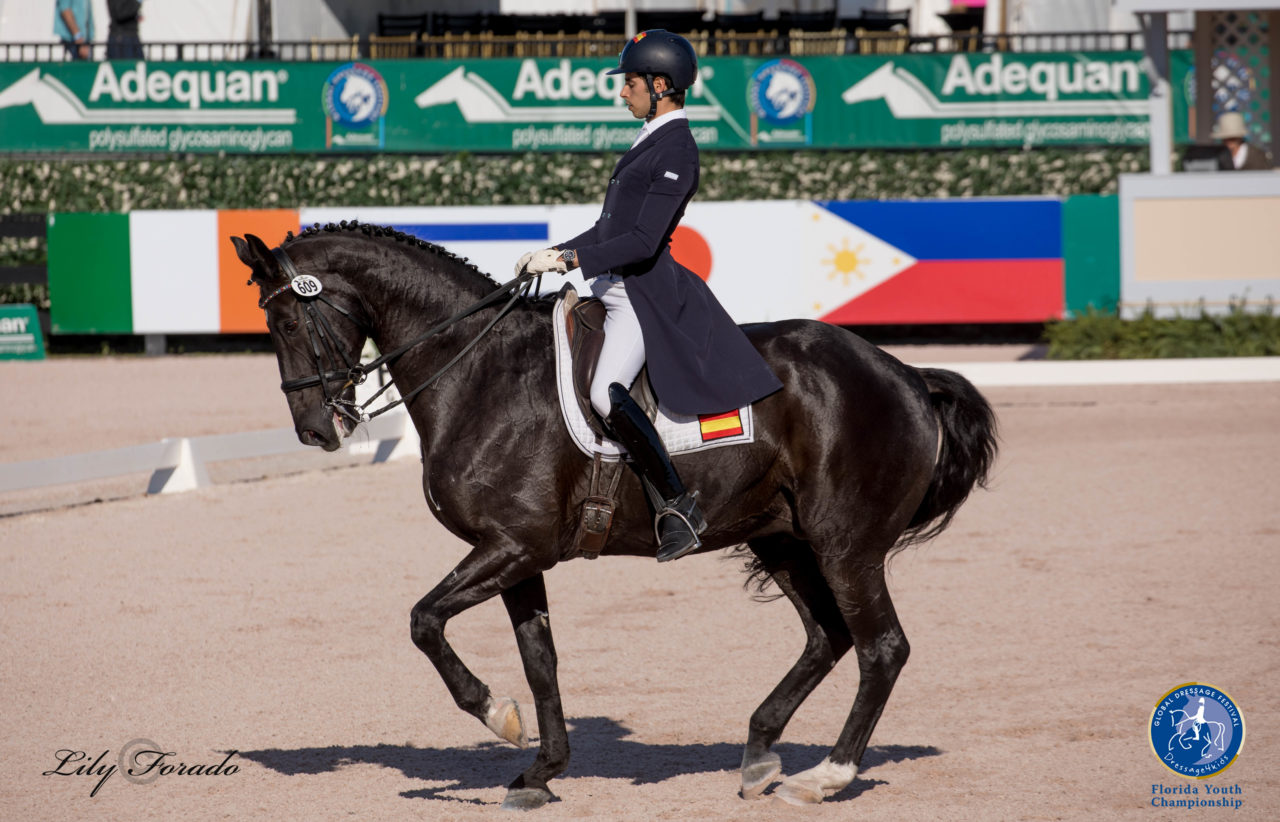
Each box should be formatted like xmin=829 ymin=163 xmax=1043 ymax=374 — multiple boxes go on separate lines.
xmin=1133 ymin=196 xmax=1280 ymax=282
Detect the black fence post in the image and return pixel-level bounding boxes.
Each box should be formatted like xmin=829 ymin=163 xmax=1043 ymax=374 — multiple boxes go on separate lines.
xmin=256 ymin=0 xmax=275 ymax=58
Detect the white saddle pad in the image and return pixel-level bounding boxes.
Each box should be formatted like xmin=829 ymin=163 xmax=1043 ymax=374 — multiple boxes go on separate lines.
xmin=552 ymin=293 xmax=756 ymax=460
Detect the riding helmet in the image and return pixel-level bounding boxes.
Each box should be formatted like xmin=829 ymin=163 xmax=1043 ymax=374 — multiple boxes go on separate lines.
xmin=607 ymin=30 xmax=698 ymax=90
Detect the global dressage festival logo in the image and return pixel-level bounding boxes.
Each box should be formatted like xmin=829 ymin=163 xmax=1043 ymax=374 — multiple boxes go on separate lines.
xmin=747 ymin=59 xmax=815 ymax=146
xmin=322 ymin=62 xmax=389 ymax=148
xmin=1149 ymin=682 xmax=1244 ymax=778
xmin=748 ymin=59 xmax=815 ymax=125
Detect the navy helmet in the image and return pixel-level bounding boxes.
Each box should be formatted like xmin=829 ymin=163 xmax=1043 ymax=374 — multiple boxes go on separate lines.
xmin=607 ymin=30 xmax=698 ymax=91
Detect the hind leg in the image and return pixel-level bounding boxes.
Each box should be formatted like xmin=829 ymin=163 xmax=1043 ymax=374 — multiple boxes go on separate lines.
xmin=773 ymin=563 xmax=909 ymax=805
xmin=740 ymin=536 xmax=853 ymax=799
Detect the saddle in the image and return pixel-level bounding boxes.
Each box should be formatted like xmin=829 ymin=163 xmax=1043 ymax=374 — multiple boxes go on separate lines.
xmin=561 ymin=286 xmax=659 ymax=440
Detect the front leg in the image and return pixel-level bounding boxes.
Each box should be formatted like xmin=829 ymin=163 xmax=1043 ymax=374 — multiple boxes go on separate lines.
xmin=409 ymin=544 xmax=547 ymax=749
xmin=499 ymin=573 xmax=569 ymax=811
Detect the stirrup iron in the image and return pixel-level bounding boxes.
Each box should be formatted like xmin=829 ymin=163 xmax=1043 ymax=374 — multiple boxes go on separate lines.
xmin=654 ymin=490 xmax=706 ymax=562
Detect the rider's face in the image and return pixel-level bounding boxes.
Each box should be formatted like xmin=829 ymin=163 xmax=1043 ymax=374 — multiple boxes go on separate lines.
xmin=620 ymin=74 xmax=648 ymax=119
xmin=620 ymin=73 xmax=669 ymax=120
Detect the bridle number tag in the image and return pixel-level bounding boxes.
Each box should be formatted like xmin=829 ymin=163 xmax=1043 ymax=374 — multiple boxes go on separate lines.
xmin=291 ymin=274 xmax=323 ymax=298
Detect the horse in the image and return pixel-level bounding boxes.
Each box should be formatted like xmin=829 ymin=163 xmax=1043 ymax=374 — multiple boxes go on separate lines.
xmin=231 ymin=222 xmax=997 ymax=809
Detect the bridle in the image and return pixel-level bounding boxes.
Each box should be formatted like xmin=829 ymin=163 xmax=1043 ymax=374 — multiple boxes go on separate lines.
xmin=260 ymin=245 xmax=541 ymax=426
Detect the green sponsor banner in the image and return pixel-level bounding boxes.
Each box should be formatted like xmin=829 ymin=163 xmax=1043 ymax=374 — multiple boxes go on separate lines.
xmin=0 ymin=52 xmax=1191 ymax=153
xmin=0 ymin=304 xmax=45 ymax=359
xmin=835 ymin=51 xmax=1194 ymax=148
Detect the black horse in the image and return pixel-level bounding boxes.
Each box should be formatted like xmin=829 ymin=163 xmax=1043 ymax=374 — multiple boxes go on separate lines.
xmin=232 ymin=223 xmax=996 ymax=809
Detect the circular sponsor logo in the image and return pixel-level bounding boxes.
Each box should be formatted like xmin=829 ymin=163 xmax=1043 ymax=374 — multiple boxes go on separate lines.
xmin=747 ymin=59 xmax=816 ymax=125
xmin=1149 ymin=683 xmax=1244 ymax=778
xmin=323 ymin=63 xmax=388 ymax=127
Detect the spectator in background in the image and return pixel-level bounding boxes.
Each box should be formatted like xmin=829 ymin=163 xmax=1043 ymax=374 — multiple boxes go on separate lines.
xmin=54 ymin=0 xmax=94 ymax=60
xmin=1212 ymin=112 xmax=1274 ymax=170
xmin=107 ymin=0 xmax=144 ymax=60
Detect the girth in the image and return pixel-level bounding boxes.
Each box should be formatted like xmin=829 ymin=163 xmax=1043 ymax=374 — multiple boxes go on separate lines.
xmin=561 ymin=286 xmax=658 ymax=439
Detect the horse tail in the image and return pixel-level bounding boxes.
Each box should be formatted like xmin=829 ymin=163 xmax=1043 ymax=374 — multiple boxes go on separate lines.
xmin=893 ymin=367 xmax=998 ymax=555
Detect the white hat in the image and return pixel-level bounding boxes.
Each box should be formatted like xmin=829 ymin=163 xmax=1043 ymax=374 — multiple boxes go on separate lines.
xmin=1211 ymin=111 xmax=1248 ymax=140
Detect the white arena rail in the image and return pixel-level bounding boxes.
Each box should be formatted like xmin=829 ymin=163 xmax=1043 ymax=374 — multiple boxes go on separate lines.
xmin=911 ymin=356 xmax=1280 ymax=387
xmin=0 ymin=408 xmax=420 ymax=496
xmin=2 ymin=356 xmax=1276 ymax=499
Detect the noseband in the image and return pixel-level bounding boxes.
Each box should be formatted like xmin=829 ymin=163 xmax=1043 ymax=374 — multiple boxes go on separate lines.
xmin=261 ymin=246 xmax=541 ymax=425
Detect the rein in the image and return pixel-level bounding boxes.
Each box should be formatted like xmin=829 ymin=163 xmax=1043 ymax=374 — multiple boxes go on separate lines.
xmin=262 ymin=246 xmax=541 ymax=424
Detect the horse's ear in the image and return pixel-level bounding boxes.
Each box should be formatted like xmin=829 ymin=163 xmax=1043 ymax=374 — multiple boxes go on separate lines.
xmin=231 ymin=234 xmax=282 ymax=283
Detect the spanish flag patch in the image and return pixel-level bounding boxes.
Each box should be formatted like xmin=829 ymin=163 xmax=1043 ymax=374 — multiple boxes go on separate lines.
xmin=633 ymin=31 xmax=647 ymax=43
xmin=698 ymin=410 xmax=744 ymax=442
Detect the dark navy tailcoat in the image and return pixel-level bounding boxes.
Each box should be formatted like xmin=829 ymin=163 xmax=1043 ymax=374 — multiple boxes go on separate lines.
xmin=558 ymin=119 xmax=782 ymax=416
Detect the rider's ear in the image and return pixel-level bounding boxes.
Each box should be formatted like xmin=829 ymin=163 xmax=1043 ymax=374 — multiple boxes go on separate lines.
xmin=231 ymin=234 xmax=282 ymax=283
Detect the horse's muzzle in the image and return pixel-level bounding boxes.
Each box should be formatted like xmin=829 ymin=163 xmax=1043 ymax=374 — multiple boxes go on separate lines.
xmin=300 ymin=427 xmax=340 ymax=452
xmin=298 ymin=409 xmax=351 ymax=452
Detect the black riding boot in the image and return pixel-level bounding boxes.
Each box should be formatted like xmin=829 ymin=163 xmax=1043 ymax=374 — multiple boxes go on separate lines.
xmin=604 ymin=382 xmax=707 ymax=562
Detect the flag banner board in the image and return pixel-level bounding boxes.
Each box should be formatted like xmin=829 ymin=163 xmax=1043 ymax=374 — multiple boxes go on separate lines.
xmin=47 ymin=198 xmax=1116 ymax=334
xmin=0 ymin=51 xmax=1192 ymax=154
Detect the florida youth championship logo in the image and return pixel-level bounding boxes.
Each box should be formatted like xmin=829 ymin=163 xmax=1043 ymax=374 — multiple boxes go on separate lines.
xmin=1149 ymin=683 xmax=1244 ymax=778
xmin=322 ymin=62 xmax=388 ymax=148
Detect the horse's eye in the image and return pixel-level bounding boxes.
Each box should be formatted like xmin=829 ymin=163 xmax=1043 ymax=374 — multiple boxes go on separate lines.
xmin=282 ymin=319 xmax=299 ymax=335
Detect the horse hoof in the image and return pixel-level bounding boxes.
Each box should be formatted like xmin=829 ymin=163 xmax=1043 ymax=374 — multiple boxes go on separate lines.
xmin=484 ymin=696 xmax=529 ymax=749
xmin=500 ymin=787 xmax=554 ymax=811
xmin=772 ymin=781 xmax=825 ymax=806
xmin=772 ymin=758 xmax=857 ymax=805
xmin=740 ymin=751 xmax=782 ymax=800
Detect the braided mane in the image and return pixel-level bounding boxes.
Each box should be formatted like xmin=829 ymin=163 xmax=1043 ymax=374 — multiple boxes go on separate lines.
xmin=282 ymin=219 xmax=499 ymax=287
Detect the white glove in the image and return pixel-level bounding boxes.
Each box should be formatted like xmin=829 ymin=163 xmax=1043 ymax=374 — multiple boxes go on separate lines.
xmin=514 ymin=249 xmax=537 ymax=276
xmin=525 ymin=248 xmax=567 ymax=275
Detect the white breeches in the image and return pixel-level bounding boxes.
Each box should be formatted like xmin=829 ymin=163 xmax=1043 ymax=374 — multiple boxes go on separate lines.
xmin=589 ymin=275 xmax=646 ymax=418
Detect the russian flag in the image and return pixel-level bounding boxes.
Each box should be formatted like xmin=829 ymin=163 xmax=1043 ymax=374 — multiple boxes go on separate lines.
xmin=815 ymin=200 xmax=1065 ymax=325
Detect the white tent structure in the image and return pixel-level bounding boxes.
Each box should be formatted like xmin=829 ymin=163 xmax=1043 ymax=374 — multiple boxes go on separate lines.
xmin=0 ymin=0 xmax=350 ymax=44
xmin=0 ymin=1 xmax=1209 ymax=46
xmin=0 ymin=0 xmax=255 ymax=43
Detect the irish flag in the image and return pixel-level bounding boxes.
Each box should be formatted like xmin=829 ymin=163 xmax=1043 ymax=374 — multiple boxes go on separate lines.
xmin=47 ymin=209 xmax=299 ymax=334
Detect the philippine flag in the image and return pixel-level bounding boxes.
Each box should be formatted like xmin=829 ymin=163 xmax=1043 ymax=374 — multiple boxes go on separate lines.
xmin=814 ymin=199 xmax=1065 ymax=325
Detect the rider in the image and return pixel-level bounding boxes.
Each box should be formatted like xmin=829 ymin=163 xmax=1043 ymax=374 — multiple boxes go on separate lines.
xmin=519 ymin=30 xmax=782 ymax=562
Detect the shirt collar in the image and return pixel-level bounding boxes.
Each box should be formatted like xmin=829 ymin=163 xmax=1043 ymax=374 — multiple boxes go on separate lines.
xmin=631 ymin=109 xmax=688 ymax=149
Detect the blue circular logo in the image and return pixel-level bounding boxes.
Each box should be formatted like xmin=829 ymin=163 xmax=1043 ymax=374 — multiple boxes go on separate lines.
xmin=323 ymin=63 xmax=388 ymax=127
xmin=747 ymin=59 xmax=815 ymax=125
xmin=1149 ymin=683 xmax=1245 ymax=778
